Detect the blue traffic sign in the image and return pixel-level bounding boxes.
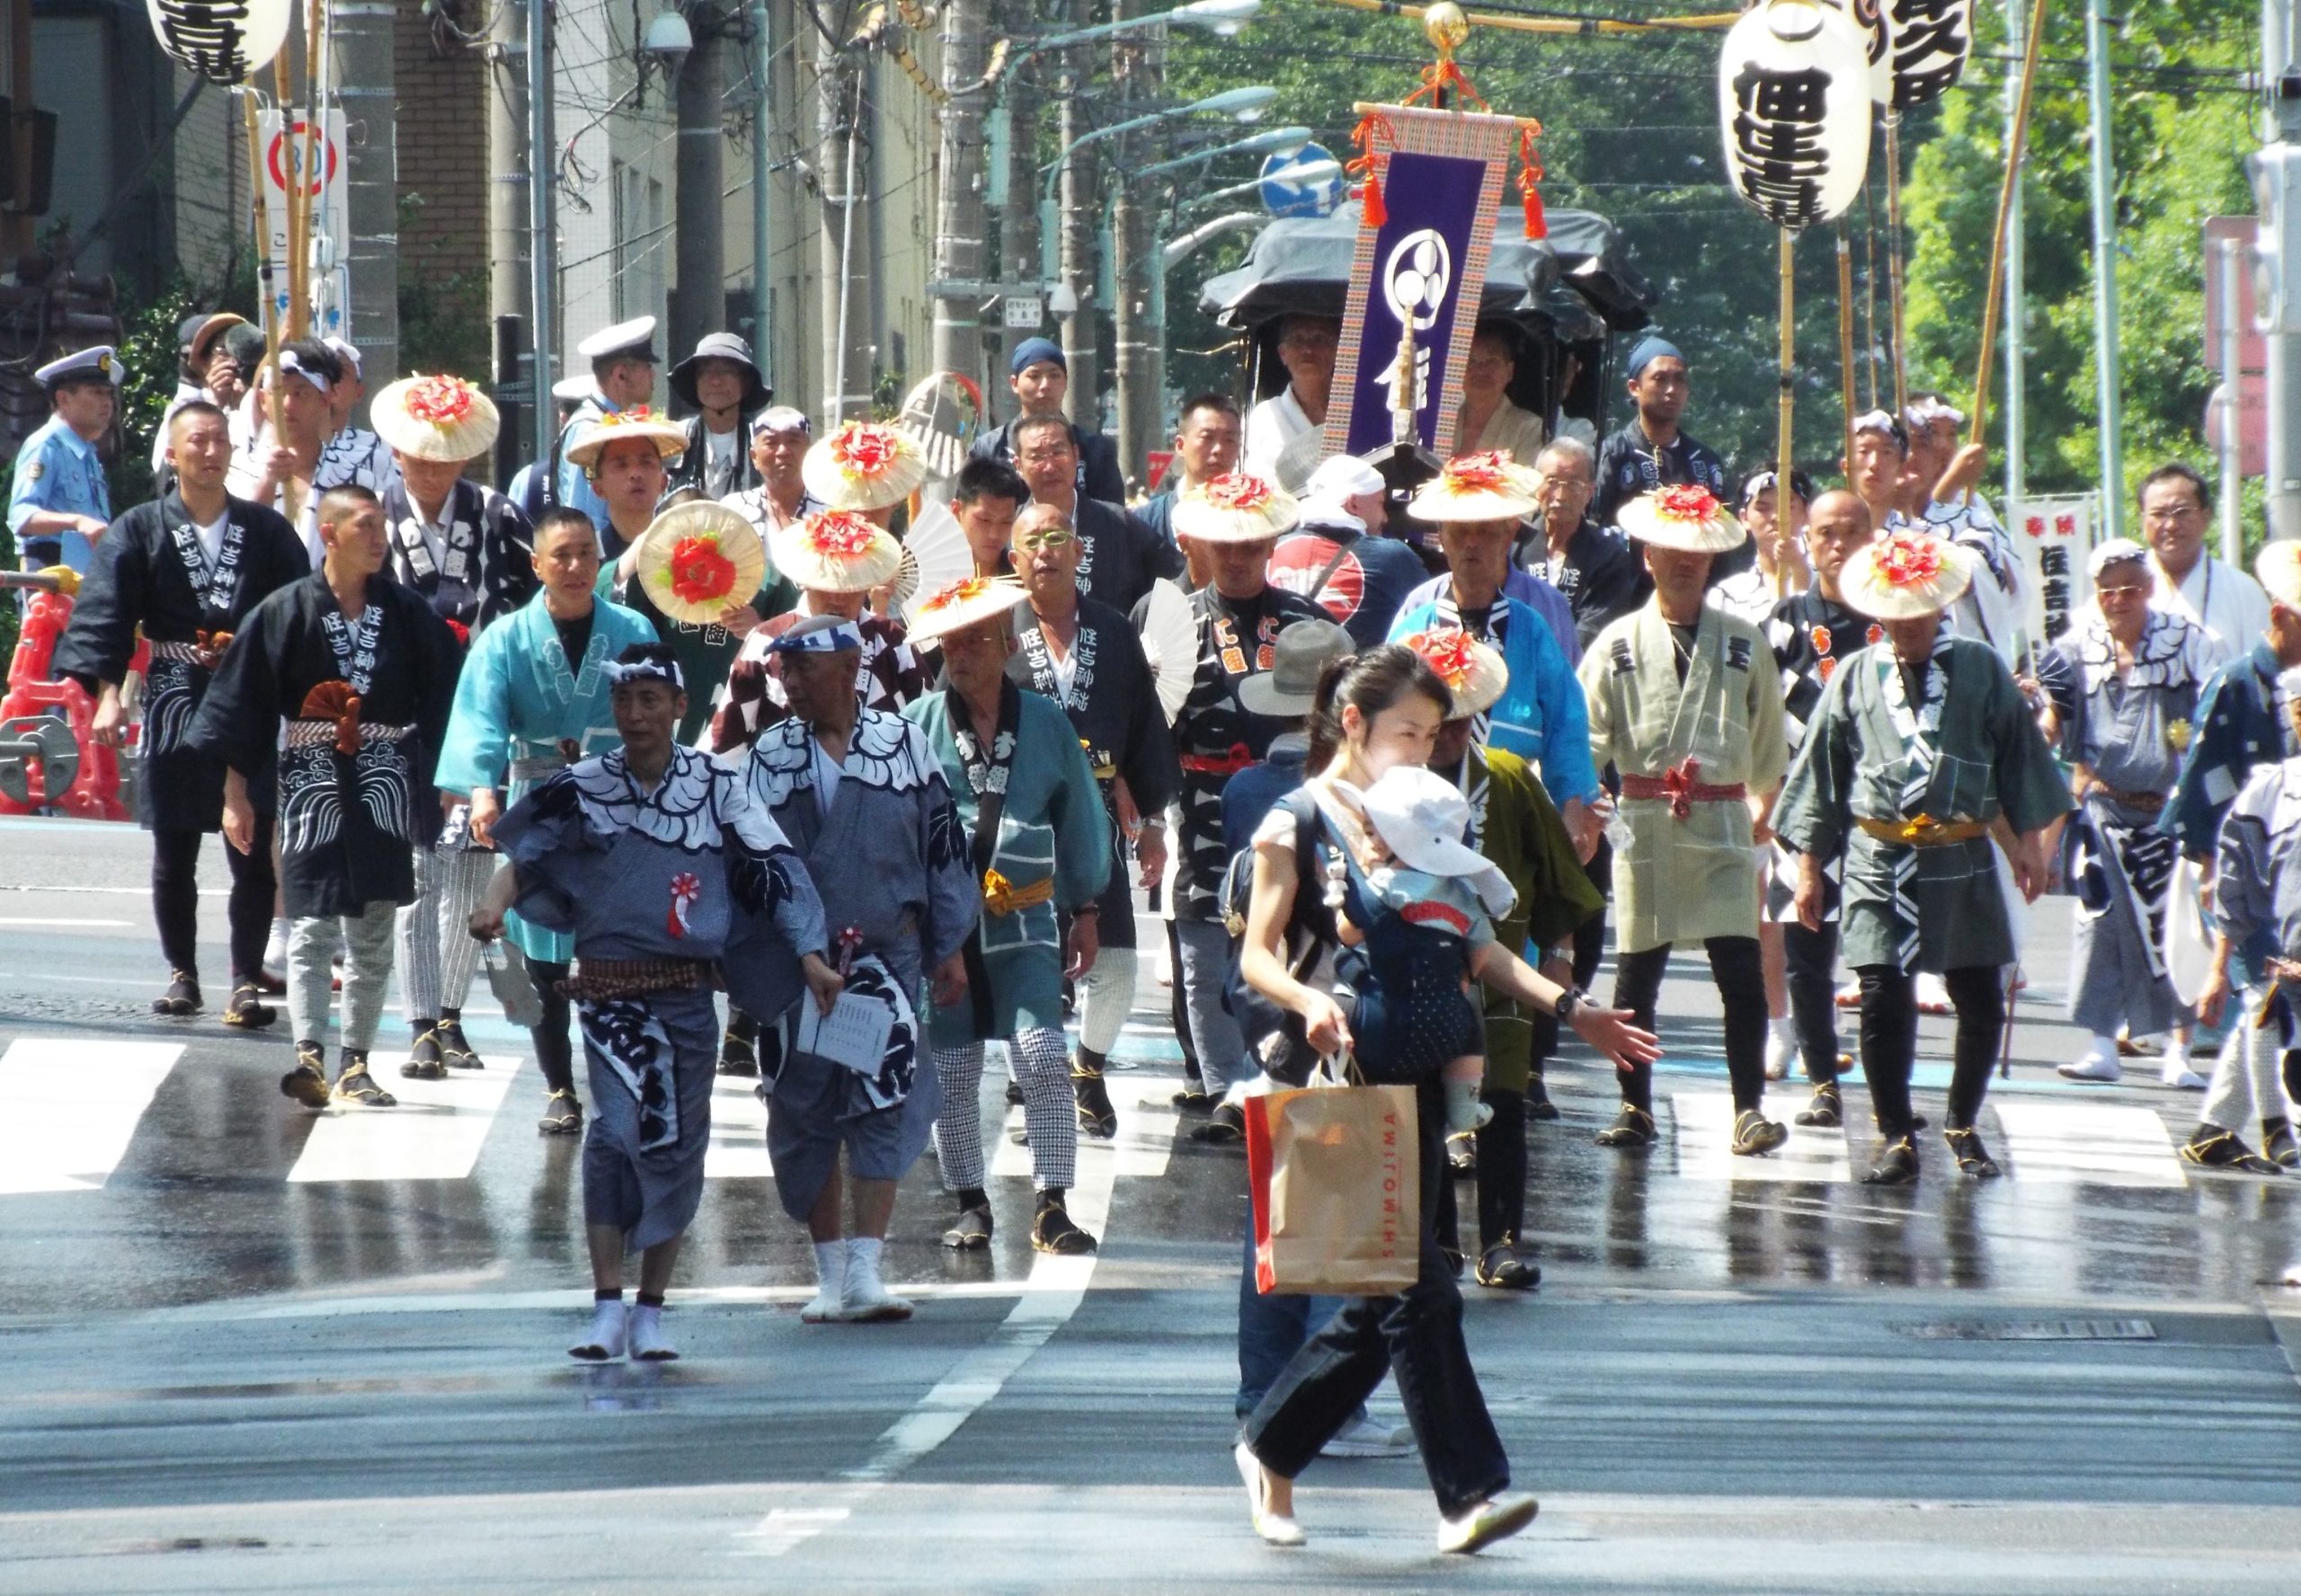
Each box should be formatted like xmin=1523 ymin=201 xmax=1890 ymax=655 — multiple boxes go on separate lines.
xmin=1260 ymin=143 xmax=1343 ymax=219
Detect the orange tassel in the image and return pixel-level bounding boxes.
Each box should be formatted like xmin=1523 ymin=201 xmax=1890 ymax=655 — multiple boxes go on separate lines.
xmin=1523 ymin=184 xmax=1545 ymax=239
xmin=1362 ymin=172 xmax=1388 ymax=228
xmin=1515 ymin=126 xmax=1547 ymax=240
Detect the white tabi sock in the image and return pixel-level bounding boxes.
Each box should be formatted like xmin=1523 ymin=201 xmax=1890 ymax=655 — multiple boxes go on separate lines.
xmin=802 ymin=1239 xmax=849 ymax=1323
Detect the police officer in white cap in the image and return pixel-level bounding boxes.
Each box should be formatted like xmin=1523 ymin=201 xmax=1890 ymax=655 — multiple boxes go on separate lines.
xmin=10 ymin=345 xmax=121 ymax=573
xmin=548 ymin=315 xmax=660 ymax=532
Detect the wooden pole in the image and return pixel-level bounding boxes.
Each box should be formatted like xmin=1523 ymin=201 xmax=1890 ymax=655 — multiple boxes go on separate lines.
xmin=1778 ymin=228 xmax=1796 ymax=501
xmin=1322 ymin=0 xmax=1737 ymax=35
xmin=298 ymin=0 xmax=324 ymax=337
xmin=1968 ymin=0 xmax=2051 ymax=447
xmin=1883 ymin=111 xmax=1908 ymax=415
xmin=273 ymin=53 xmax=305 ymax=340
xmin=1837 ymin=228 xmax=1857 ymax=475
xmin=243 ymin=83 xmax=294 ymax=524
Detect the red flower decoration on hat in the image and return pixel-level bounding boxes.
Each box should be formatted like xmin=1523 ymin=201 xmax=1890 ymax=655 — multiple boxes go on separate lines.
xmin=1874 ymin=530 xmax=1944 ymax=589
xmin=600 ymin=405 xmax=660 ymax=428
xmin=1442 ymin=452 xmax=1510 ymax=492
xmin=920 ymin=575 xmax=994 ymax=613
xmin=804 ymin=511 xmax=882 ymax=558
xmin=1407 ymin=628 xmax=1479 ymax=691
xmin=403 ymin=375 xmax=476 ymax=425
xmin=1202 ymin=474 xmax=1274 ymax=510
xmin=668 ymin=536 xmax=738 ymax=606
xmin=1653 ymin=484 xmax=1721 ymax=523
xmin=828 ymin=420 xmax=906 ymax=480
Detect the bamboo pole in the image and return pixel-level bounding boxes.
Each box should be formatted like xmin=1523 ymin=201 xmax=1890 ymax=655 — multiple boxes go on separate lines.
xmin=1883 ymin=110 xmax=1907 ymax=415
xmin=240 ymin=85 xmax=284 ymax=442
xmin=273 ymin=52 xmax=305 ymax=340
xmin=1837 ymin=229 xmax=1857 ymax=474
xmin=1968 ymin=0 xmax=2050 ymax=447
xmin=1778 ymin=228 xmax=1795 ymax=501
xmin=298 ymin=0 xmax=324 ymax=337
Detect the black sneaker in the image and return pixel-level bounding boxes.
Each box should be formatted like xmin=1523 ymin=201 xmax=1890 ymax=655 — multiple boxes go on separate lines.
xmin=152 ymin=969 xmax=201 ymax=1017
xmin=280 ymin=1041 xmax=331 ymax=1107
xmin=1031 ymin=1192 xmax=1097 ymax=1255
xmin=1594 ymin=1104 xmax=1656 ymax=1148
xmin=437 ymin=1017 xmax=482 ymax=1069
xmin=401 ymin=1026 xmax=447 ymax=1080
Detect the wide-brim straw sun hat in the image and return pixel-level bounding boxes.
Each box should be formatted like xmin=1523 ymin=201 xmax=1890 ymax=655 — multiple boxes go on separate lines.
xmin=770 ymin=510 xmax=904 ymax=595
xmin=1841 ymin=527 xmax=1975 ymax=621
xmin=802 ymin=418 xmax=930 ymax=511
xmin=1397 ymin=626 xmax=1507 ymax=717
xmin=1615 ymin=483 xmax=1747 ymax=554
xmin=370 ymin=373 xmax=501 ymax=463
xmin=1170 ymin=472 xmax=1301 ymax=544
xmin=564 ymin=406 xmax=688 ymax=471
xmin=632 ymin=501 xmax=768 ymax=625
xmin=903 ymin=574 xmax=1029 ymax=647
xmin=1407 ymin=450 xmax=1541 ymax=524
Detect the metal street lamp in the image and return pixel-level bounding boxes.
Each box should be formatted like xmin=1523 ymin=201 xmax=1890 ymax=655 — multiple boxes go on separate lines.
xmin=1134 ymin=125 xmax=1310 ymax=182
xmin=1039 ymin=85 xmax=1280 ymax=228
xmin=1175 ymin=159 xmax=1341 ymax=215
xmin=1006 ymin=0 xmax=1260 ymax=74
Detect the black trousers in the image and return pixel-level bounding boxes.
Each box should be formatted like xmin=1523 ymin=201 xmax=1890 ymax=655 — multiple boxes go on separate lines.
xmin=1529 ymin=839 xmax=1612 ymax=1072
xmin=151 ymin=817 xmax=276 ymax=982
xmin=1855 ymin=963 xmax=2004 ymax=1139
xmin=529 ymin=958 xmax=575 ymax=1096
xmin=1783 ymin=920 xmax=1842 ymax=1085
xmin=1612 ymin=935 xmax=1769 ymax=1114
xmin=1475 ymin=1087 xmax=1528 ymax=1249
xmin=1245 ymin=1077 xmax=1512 ymax=1518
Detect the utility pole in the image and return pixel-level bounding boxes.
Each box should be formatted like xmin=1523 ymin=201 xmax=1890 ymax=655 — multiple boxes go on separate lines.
xmin=816 ymin=38 xmax=872 ymax=421
xmin=2083 ymin=0 xmax=2124 ymax=539
xmin=488 ymin=0 xmax=533 ymax=478
xmin=528 ymin=0 xmax=556 ymax=464
xmin=672 ymin=6 xmax=726 ymax=366
xmin=931 ymin=0 xmax=991 ymax=398
xmin=335 ymin=0 xmax=399 ymax=395
xmin=1055 ymin=17 xmax=1097 ymax=425
xmin=1109 ymin=6 xmax=1148 ymax=484
xmin=2001 ymin=0 xmax=2025 ymax=509
xmin=998 ymin=13 xmax=1043 ymax=421
xmin=750 ymin=0 xmax=775 ymax=373
xmin=2263 ymin=0 xmax=2301 ymax=544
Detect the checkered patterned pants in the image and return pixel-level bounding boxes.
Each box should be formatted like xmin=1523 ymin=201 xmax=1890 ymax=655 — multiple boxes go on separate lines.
xmin=933 ymin=1026 xmax=1075 ymax=1192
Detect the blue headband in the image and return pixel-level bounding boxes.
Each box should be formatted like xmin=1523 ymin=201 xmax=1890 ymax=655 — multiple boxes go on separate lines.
xmin=768 ymin=617 xmax=864 ymax=654
xmin=1625 ymin=337 xmax=1684 ymax=381
xmin=1010 ymin=337 xmax=1066 ymax=377
xmin=603 ymin=657 xmax=684 ymax=692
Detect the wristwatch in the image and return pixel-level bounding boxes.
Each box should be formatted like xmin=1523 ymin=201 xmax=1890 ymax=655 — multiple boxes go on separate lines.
xmin=1554 ymin=986 xmax=1585 ymax=1024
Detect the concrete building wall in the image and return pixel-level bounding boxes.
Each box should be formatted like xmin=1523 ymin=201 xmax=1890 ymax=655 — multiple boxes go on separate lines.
xmin=395 ymin=1 xmax=490 ymax=298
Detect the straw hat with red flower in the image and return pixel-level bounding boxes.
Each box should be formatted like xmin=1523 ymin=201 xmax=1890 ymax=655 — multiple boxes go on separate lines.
xmin=371 ymin=374 xmax=502 ymax=463
xmin=903 ymin=574 xmax=1029 ymax=646
xmin=632 ymin=501 xmax=768 ymax=625
xmin=1398 ymin=626 xmax=1508 ymax=717
xmin=1170 ymin=472 xmax=1300 ymax=544
xmin=1615 ymin=483 xmax=1746 ymax=554
xmin=770 ymin=510 xmax=904 ymax=595
xmin=1841 ymin=527 xmax=1972 ymax=621
xmin=802 ymin=419 xmax=929 ymax=512
xmin=564 ymin=405 xmax=689 ymax=472
xmin=1407 ymin=450 xmax=1541 ymax=524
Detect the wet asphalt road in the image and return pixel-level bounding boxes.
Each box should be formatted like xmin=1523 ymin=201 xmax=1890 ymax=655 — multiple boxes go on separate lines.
xmin=2 ymin=814 xmax=2299 ymax=1594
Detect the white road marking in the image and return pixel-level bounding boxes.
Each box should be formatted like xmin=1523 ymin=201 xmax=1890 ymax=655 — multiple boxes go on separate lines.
xmin=1668 ymin=1091 xmax=1851 ymax=1182
xmin=286 ymin=1058 xmax=523 ymax=1184
xmin=733 ymin=1077 xmax=1122 ymax=1558
xmin=0 ymin=1038 xmax=183 ymax=1193
xmin=0 ymin=916 xmax=131 ymax=927
xmin=991 ymin=1074 xmax=1182 ymax=1181
xmin=1992 ymin=1100 xmax=2187 ymax=1188
xmin=705 ymin=1077 xmax=773 ymax=1179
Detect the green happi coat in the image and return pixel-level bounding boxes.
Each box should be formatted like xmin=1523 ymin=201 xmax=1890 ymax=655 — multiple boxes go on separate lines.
xmin=1773 ymin=634 xmax=2071 ymax=973
xmin=1579 ymin=600 xmax=1787 ymax=954
xmin=1467 ymin=745 xmax=1604 ymax=1095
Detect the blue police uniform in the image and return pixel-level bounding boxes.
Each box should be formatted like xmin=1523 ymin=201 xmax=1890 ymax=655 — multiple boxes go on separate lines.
xmin=10 ymin=413 xmax=111 ymax=572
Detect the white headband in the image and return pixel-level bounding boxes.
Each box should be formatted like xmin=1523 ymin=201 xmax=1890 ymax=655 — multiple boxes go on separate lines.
xmin=1904 ymin=395 xmax=1966 ymax=430
xmin=602 ymin=657 xmax=684 ymax=692
xmin=275 ymin=350 xmax=333 ymax=396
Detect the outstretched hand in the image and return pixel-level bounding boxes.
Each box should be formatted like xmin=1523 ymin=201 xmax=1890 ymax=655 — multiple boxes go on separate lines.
xmin=1570 ymin=1003 xmax=1661 ymax=1073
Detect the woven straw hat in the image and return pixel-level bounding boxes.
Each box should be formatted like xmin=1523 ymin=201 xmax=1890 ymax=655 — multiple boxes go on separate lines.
xmin=1408 ymin=450 xmax=1541 ymax=524
xmin=371 ymin=374 xmax=502 ymax=463
xmin=1171 ymin=472 xmax=1300 ymax=544
xmin=1841 ymin=528 xmax=1974 ymax=621
xmin=564 ymin=406 xmax=688 ymax=471
xmin=1398 ymin=626 xmax=1507 ymax=717
xmin=770 ymin=510 xmax=904 ymax=595
xmin=632 ymin=501 xmax=768 ymax=625
xmin=802 ymin=419 xmax=930 ymax=511
xmin=904 ymin=574 xmax=1029 ymax=646
xmin=1616 ymin=483 xmax=1746 ymax=554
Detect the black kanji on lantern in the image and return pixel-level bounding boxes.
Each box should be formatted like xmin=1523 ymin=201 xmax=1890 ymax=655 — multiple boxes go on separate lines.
xmin=1730 ymin=62 xmax=1835 ymax=229
xmin=153 ymin=0 xmax=254 ymax=83
xmin=1890 ymin=0 xmax=1970 ymax=110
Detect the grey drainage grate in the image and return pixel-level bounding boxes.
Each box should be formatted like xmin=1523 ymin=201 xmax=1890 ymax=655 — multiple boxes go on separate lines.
xmin=1895 ymin=1318 xmax=2158 ymax=1342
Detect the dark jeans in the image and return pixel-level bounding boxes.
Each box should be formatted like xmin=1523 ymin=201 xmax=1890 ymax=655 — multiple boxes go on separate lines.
xmin=529 ymin=958 xmax=575 ymax=1096
xmin=151 ymin=817 xmax=276 ymax=981
xmin=1244 ymin=1078 xmax=1511 ymax=1517
xmin=1167 ymin=918 xmax=1199 ymax=1075
xmin=1237 ymin=1218 xmax=1360 ymax=1422
xmin=1855 ymin=963 xmax=2005 ymax=1139
xmin=1783 ymin=920 xmax=1842 ymax=1085
xmin=1612 ymin=935 xmax=1768 ymax=1113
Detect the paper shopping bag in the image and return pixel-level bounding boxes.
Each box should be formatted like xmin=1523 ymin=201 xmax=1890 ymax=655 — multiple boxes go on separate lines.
xmin=1244 ymin=1080 xmax=1420 ymax=1296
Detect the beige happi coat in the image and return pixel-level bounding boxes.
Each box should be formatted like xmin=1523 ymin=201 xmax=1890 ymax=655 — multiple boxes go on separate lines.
xmin=1579 ymin=599 xmax=1786 ymax=953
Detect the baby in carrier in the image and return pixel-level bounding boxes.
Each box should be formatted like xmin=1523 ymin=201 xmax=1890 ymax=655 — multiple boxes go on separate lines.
xmin=1319 ymin=766 xmax=1519 ymax=1135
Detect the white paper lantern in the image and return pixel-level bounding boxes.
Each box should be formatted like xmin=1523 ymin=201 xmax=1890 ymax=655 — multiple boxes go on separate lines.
xmin=1824 ymin=0 xmax=1895 ymax=105
xmin=1886 ymin=0 xmax=1974 ymax=111
xmin=1719 ymin=0 xmax=1876 ymax=232
xmin=146 ymin=0 xmax=294 ymax=84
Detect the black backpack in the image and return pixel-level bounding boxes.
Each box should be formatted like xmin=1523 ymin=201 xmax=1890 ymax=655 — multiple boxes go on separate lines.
xmin=1220 ymin=787 xmax=1342 ymax=1089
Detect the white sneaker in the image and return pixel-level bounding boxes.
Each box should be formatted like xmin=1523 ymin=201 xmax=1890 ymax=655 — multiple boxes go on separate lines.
xmin=1233 ymin=1441 xmax=1305 ymax=1547
xmin=2058 ymin=1040 xmax=2122 ymax=1083
xmin=1437 ymin=1492 xmax=1539 ymax=1555
xmin=1321 ymin=1414 xmax=1414 ymax=1459
xmin=1764 ymin=1018 xmax=1795 ymax=1081
xmin=840 ymin=1241 xmax=914 ymax=1323
xmin=627 ymin=1302 xmax=678 ymax=1361
xmin=570 ymin=1298 xmax=626 ymax=1361
xmin=801 ymin=1239 xmax=848 ymax=1323
xmin=262 ymin=918 xmax=289 ymax=984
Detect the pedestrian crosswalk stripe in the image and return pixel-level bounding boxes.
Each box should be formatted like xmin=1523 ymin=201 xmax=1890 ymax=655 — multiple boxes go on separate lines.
xmin=286 ymin=1058 xmax=524 ymax=1184
xmin=1991 ymin=1100 xmax=2186 ymax=1188
xmin=0 ymin=1037 xmax=182 ymax=1193
xmin=1666 ymin=1091 xmax=1852 ymax=1183
xmin=705 ymin=1077 xmax=773 ymax=1179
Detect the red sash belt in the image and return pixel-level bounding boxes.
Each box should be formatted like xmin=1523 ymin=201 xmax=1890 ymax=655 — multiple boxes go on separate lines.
xmin=1620 ymin=757 xmax=1746 ymax=820
xmin=1180 ymin=741 xmax=1254 ymax=776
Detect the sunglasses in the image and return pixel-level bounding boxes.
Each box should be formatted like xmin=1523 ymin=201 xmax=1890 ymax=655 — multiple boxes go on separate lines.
xmin=1016 ymin=528 xmax=1075 ymax=551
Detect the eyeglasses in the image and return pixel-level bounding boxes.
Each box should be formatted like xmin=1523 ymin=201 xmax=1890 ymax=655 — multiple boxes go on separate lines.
xmin=1016 ymin=528 xmax=1075 ymax=551
xmin=2144 ymin=502 xmax=2201 ymax=522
